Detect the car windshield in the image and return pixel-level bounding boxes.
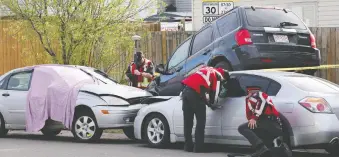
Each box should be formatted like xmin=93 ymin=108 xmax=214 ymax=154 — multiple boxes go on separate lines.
xmin=80 ymin=67 xmax=117 ymax=84
xmin=285 ymin=75 xmax=339 ymax=93
xmin=245 ymin=8 xmax=307 ymax=29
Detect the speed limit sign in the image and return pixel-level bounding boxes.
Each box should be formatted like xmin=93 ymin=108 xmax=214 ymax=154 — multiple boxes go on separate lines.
xmin=202 ymin=1 xmax=234 ymax=24
xmin=203 ymin=2 xmax=219 ymax=15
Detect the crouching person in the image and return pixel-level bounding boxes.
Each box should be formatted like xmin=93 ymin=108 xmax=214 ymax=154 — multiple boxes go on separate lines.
xmin=238 ymin=87 xmax=292 ymax=157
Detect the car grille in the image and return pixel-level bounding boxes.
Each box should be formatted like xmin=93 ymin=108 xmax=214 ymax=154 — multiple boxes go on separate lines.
xmin=127 ymin=97 xmax=149 ymax=105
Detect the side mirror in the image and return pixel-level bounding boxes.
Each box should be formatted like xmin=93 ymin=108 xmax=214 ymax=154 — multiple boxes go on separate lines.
xmin=155 ymin=64 xmax=165 ymax=74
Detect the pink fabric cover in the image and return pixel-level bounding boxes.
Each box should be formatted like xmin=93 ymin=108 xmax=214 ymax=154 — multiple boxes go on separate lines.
xmin=26 ymin=65 xmax=96 ymax=132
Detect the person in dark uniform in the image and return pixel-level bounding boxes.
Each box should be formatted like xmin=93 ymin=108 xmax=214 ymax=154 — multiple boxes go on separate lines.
xmin=181 ymin=66 xmax=230 ymax=153
xmin=238 ymin=87 xmax=292 ymax=157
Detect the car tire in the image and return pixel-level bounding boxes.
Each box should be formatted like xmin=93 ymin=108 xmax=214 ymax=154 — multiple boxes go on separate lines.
xmin=71 ymin=111 xmax=103 ymax=142
xmin=0 ymin=113 xmax=8 ymax=137
xmin=41 ymin=128 xmax=62 ymax=137
xmin=143 ymin=113 xmax=170 ymax=148
xmin=325 ymin=137 xmax=339 ymax=155
xmin=123 ymin=127 xmax=136 ymax=140
xmin=214 ymin=61 xmax=232 ymax=71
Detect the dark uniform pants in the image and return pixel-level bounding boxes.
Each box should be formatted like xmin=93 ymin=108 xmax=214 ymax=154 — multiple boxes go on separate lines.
xmin=238 ymin=117 xmax=282 ymax=149
xmin=182 ymin=87 xmax=206 ymax=149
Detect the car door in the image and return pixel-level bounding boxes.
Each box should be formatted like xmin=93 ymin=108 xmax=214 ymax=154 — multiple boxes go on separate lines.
xmin=173 ymin=101 xmax=223 ymax=139
xmin=184 ymin=25 xmax=214 ymax=77
xmin=221 ymin=74 xmax=272 ymax=139
xmin=0 ymin=71 xmax=33 ymax=128
xmin=157 ymin=38 xmax=192 ymax=96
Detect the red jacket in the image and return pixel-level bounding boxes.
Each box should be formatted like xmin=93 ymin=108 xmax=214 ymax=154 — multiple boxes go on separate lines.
xmin=246 ymin=91 xmax=279 ymax=120
xmin=129 ymin=59 xmax=154 ymax=88
xmin=181 ymin=66 xmax=225 ymax=105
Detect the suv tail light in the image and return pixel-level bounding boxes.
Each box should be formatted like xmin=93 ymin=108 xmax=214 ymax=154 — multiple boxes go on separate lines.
xmin=310 ymin=33 xmax=316 ymax=48
xmin=235 ymin=29 xmax=253 ymax=46
xmin=299 ymin=97 xmax=332 ymax=113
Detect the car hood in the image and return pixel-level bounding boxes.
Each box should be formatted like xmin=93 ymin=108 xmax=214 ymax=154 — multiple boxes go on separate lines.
xmin=80 ymin=84 xmax=152 ymax=99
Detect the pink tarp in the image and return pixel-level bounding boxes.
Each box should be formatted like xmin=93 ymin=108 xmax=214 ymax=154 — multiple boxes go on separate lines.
xmin=26 ymin=65 xmax=97 ymax=132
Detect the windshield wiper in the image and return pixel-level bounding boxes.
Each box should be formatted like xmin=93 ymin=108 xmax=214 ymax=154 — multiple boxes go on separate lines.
xmin=94 ymin=70 xmax=118 ymax=83
xmin=280 ymin=22 xmax=298 ymax=27
xmin=79 ymin=68 xmax=105 ymax=84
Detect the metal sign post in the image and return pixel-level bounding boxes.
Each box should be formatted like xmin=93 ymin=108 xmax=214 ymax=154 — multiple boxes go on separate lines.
xmin=202 ymin=0 xmax=235 ymax=24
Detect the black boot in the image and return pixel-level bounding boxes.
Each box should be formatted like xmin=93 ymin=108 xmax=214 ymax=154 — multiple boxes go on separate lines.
xmin=184 ymin=143 xmax=193 ymax=152
xmin=251 ymin=145 xmax=270 ymax=157
xmin=193 ymin=144 xmax=205 ymax=153
xmin=280 ymin=143 xmax=293 ymax=157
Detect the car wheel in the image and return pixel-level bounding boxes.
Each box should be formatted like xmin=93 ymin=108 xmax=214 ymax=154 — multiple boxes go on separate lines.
xmin=143 ymin=114 xmax=170 ymax=148
xmin=71 ymin=112 xmax=103 ymax=142
xmin=325 ymin=137 xmax=339 ymax=155
xmin=123 ymin=127 xmax=136 ymax=140
xmin=214 ymin=61 xmax=232 ymax=71
xmin=0 ymin=113 xmax=8 ymax=137
xmin=41 ymin=128 xmax=62 ymax=137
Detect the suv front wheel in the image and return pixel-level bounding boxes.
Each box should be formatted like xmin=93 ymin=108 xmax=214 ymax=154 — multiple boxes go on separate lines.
xmin=215 ymin=61 xmax=232 ymax=71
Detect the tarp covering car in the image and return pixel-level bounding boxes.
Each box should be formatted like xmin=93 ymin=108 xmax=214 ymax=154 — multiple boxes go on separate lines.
xmin=26 ymin=65 xmax=97 ymax=132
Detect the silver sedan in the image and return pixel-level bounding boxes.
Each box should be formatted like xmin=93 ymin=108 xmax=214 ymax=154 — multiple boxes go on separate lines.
xmin=134 ymin=70 xmax=339 ymax=155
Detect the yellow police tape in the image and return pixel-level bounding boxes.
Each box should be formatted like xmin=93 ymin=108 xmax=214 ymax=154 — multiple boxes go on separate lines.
xmin=109 ymin=65 xmax=339 ymax=76
xmin=262 ymin=64 xmax=339 ymax=71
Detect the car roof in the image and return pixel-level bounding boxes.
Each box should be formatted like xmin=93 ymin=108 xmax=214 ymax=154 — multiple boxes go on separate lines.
xmin=230 ymin=70 xmax=308 ymax=78
xmin=10 ymin=64 xmax=95 ymax=73
xmin=238 ymin=6 xmax=290 ymax=11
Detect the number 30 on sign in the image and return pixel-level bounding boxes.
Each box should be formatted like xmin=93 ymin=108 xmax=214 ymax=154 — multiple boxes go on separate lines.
xmin=203 ymin=2 xmax=218 ymax=15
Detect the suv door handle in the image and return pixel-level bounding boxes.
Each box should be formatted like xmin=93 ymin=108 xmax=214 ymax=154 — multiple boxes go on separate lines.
xmin=2 ymin=93 xmax=9 ymax=97
xmin=203 ymin=49 xmax=211 ymax=55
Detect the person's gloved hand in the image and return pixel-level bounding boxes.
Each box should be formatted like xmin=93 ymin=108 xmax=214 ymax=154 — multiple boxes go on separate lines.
xmin=142 ymin=72 xmax=153 ymax=79
xmin=134 ymin=70 xmax=141 ymax=75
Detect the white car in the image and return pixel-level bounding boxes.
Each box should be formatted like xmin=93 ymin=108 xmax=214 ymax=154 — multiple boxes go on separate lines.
xmin=0 ymin=65 xmax=152 ymax=141
xmin=134 ymin=70 xmax=339 ymax=155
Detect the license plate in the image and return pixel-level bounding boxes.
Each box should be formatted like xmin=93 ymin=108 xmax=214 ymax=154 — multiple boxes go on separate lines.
xmin=273 ymin=35 xmax=289 ymax=43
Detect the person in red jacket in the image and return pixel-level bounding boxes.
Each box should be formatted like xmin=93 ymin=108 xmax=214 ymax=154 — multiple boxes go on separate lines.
xmin=238 ymin=87 xmax=292 ymax=157
xmin=125 ymin=51 xmax=154 ymax=89
xmin=181 ymin=66 xmax=230 ymax=153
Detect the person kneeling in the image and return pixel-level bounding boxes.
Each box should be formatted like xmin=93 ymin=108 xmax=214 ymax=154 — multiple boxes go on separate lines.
xmin=238 ymin=87 xmax=292 ymax=157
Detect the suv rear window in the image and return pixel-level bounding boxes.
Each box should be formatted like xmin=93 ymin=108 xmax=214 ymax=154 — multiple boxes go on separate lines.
xmin=245 ymin=8 xmax=307 ymax=30
xmin=286 ymin=76 xmax=339 ymax=93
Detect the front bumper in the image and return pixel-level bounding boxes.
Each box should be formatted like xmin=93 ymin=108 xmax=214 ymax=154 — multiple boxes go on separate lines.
xmin=134 ymin=113 xmax=144 ymax=140
xmin=292 ymin=113 xmax=339 ymax=148
xmin=92 ymin=104 xmax=146 ymax=129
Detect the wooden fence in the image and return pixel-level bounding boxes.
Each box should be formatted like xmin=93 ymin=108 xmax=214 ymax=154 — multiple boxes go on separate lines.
xmin=1 ymin=20 xmax=339 ymax=83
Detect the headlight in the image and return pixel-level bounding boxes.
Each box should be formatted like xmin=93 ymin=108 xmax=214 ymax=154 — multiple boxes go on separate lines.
xmin=101 ymin=96 xmax=129 ymax=106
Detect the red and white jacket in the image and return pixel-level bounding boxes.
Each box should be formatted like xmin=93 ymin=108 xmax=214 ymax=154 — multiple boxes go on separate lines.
xmin=246 ymin=91 xmax=279 ymax=120
xmin=181 ymin=66 xmax=225 ymax=106
xmin=129 ymin=58 xmax=154 ymax=88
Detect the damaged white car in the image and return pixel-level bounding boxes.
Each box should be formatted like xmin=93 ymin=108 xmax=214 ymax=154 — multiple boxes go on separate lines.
xmin=0 ymin=64 xmax=152 ymax=142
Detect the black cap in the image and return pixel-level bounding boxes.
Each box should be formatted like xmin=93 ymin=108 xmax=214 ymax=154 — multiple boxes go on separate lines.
xmin=134 ymin=52 xmax=143 ymax=63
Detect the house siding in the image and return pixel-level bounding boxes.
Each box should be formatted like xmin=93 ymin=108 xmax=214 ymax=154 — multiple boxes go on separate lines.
xmin=176 ymin=0 xmax=192 ymax=12
xmin=192 ymin=0 xmax=339 ymax=31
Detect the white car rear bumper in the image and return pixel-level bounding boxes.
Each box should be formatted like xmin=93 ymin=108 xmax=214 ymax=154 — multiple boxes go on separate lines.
xmin=292 ymin=113 xmax=339 ymax=147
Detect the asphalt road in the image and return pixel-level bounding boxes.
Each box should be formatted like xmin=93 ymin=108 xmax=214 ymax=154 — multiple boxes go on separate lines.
xmin=0 ymin=131 xmax=335 ymax=157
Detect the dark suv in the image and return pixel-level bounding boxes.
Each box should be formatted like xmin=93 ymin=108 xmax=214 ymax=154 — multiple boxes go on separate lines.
xmin=147 ymin=6 xmax=321 ymax=96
